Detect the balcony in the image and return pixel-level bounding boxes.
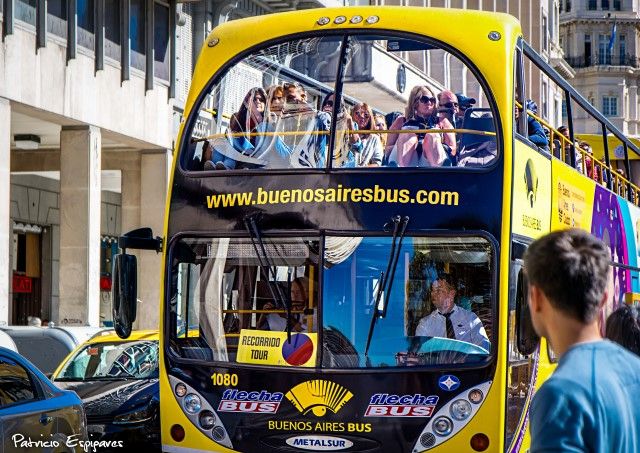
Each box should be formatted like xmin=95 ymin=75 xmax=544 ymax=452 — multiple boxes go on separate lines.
xmin=565 ymin=53 xmax=640 ymax=69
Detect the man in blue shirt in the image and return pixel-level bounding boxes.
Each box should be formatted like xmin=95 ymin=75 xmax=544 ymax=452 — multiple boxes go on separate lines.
xmin=524 ymin=229 xmax=640 ymax=453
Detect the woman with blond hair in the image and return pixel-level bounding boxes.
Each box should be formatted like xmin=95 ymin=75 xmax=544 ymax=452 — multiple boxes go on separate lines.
xmin=386 ymin=85 xmax=454 ymax=167
xmin=350 ymin=102 xmax=383 ymax=166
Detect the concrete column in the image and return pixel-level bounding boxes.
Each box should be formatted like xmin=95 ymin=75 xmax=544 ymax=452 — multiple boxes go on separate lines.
xmin=59 ymin=126 xmax=102 ymax=327
xmin=135 ymin=150 xmax=171 ymax=330
xmin=0 ymin=98 xmax=10 ymax=325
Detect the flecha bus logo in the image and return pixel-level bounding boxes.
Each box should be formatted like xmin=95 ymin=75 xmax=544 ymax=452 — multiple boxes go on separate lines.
xmin=286 ymin=380 xmax=353 ymax=417
xmin=217 ymin=389 xmax=283 ymax=414
xmin=364 ymin=393 xmax=439 ymax=417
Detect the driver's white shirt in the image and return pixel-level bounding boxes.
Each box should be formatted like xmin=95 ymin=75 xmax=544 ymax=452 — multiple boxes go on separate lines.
xmin=415 ymin=306 xmax=490 ymax=350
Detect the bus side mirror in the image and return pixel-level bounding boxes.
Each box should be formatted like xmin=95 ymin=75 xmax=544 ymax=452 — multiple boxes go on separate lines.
xmin=112 ymin=254 xmax=137 ymax=339
xmin=515 ymin=269 xmax=540 ymax=356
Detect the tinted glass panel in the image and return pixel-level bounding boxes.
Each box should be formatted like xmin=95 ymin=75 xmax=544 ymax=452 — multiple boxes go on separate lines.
xmin=183 ymin=36 xmax=342 ymax=171
xmin=323 ymin=236 xmax=493 ymax=368
xmin=169 ymin=237 xmax=320 ymax=366
xmin=338 ymin=35 xmax=497 ymax=169
xmin=0 ymin=359 xmax=36 ymax=406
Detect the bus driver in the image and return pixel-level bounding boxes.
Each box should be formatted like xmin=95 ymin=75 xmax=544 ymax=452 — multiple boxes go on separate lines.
xmin=415 ymin=273 xmax=490 ymax=351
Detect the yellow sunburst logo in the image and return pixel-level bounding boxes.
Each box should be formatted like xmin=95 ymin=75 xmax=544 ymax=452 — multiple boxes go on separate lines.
xmin=286 ymin=380 xmax=353 ymax=417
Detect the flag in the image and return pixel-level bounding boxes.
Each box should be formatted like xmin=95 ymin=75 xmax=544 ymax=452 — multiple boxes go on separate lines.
xmin=608 ymin=22 xmax=617 ymax=53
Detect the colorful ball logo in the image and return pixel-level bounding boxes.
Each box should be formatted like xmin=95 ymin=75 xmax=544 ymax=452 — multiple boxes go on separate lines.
xmin=282 ymin=333 xmax=313 ymax=366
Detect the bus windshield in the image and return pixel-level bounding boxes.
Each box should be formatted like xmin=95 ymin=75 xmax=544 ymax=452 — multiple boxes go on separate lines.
xmin=168 ymin=235 xmax=494 ymax=368
xmin=182 ymin=32 xmax=498 ymax=172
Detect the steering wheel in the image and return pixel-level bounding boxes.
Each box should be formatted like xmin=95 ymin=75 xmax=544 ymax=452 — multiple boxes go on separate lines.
xmin=417 ymin=337 xmax=489 ymax=355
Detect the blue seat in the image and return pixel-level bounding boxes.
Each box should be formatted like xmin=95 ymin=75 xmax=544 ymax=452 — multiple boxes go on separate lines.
xmin=460 ymin=108 xmax=495 ymax=149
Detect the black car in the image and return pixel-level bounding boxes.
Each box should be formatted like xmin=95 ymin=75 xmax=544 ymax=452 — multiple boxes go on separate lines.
xmin=52 ymin=331 xmax=160 ymax=451
xmin=0 ymin=346 xmax=88 ymax=452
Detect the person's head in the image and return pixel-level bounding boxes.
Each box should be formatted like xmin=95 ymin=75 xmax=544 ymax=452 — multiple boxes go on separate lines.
xmin=267 ymin=85 xmax=285 ymax=114
xmin=430 ymin=274 xmax=457 ymax=314
xmin=351 ymin=102 xmax=374 ymax=130
xmin=284 ymin=82 xmax=304 ymax=105
xmin=374 ymin=113 xmax=387 ymax=131
xmin=456 ymin=93 xmax=476 ymax=117
xmin=232 ymin=87 xmax=267 ymax=132
xmin=291 ymin=277 xmax=308 ymax=310
xmin=385 ymin=111 xmax=402 ymax=129
xmin=27 ymin=316 xmax=42 ymax=327
xmin=406 ymin=85 xmax=436 ymax=120
xmin=438 ymin=90 xmax=459 ymax=115
xmin=525 ymin=99 xmax=538 ymax=115
xmin=523 ymin=229 xmax=610 ymax=339
xmin=605 ymin=304 xmax=640 ymax=356
xmin=557 ymin=125 xmax=570 ymax=139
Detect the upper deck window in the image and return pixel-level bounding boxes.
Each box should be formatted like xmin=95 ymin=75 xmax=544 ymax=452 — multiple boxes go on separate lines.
xmin=181 ymin=32 xmax=498 ymax=172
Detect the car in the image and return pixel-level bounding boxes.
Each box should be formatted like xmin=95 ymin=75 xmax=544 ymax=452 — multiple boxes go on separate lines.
xmin=0 ymin=326 xmax=106 ymax=375
xmin=0 ymin=346 xmax=88 ymax=452
xmin=52 ymin=330 xmax=160 ymax=450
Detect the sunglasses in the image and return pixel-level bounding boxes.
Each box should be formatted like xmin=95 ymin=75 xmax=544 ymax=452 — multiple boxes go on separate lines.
xmin=418 ymin=95 xmax=436 ymax=104
xmin=442 ymin=102 xmax=458 ymax=109
xmin=376 ymin=123 xmax=386 ymax=128
xmin=355 ymin=110 xmax=370 ymax=118
xmin=253 ymin=97 xmax=266 ymax=104
xmin=323 ymin=100 xmax=334 ymax=108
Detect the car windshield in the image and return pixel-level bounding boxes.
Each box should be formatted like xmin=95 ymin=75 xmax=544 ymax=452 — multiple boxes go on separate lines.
xmin=56 ymin=340 xmax=159 ymax=380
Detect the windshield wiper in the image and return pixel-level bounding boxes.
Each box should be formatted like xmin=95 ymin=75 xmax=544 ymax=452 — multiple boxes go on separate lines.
xmin=244 ymin=215 xmax=292 ymax=341
xmin=364 ymin=215 xmax=410 ymax=358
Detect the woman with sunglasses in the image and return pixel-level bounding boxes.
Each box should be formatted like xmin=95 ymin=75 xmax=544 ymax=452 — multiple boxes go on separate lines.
xmin=350 ymin=102 xmax=383 ymax=166
xmin=206 ymin=87 xmax=268 ymax=170
xmin=374 ymin=113 xmax=388 ymax=148
xmin=388 ymin=85 xmax=451 ymax=167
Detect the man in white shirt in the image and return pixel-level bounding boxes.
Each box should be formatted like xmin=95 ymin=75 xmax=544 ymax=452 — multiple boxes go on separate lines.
xmin=415 ymin=274 xmax=490 ymax=351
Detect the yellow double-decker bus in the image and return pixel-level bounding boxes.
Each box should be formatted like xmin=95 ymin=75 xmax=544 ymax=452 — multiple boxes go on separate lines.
xmin=111 ymin=6 xmax=640 ymax=452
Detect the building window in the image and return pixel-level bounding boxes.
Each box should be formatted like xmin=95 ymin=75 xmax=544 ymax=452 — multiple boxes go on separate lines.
xmin=561 ymin=99 xmax=567 ymax=119
xmin=77 ymin=0 xmax=95 ymax=50
xmin=16 ymin=0 xmax=36 ymax=26
xmin=613 ymin=0 xmax=621 ymax=10
xmin=566 ymin=0 xmax=571 ymax=12
xmin=154 ymin=2 xmax=170 ymax=81
xmin=588 ymin=0 xmax=597 ymax=10
xmin=130 ymin=0 xmax=146 ymax=71
xmin=542 ymin=15 xmax=549 ymax=52
xmin=619 ymin=34 xmax=626 ymax=65
xmin=105 ymin=0 xmax=121 ymax=62
xmin=47 ymin=0 xmax=68 ymax=38
xmin=603 ymin=96 xmax=618 ymax=116
xmin=584 ymin=34 xmax=592 ymax=66
xmin=602 ymin=0 xmax=609 ymax=9
xmin=598 ymin=34 xmax=611 ymax=65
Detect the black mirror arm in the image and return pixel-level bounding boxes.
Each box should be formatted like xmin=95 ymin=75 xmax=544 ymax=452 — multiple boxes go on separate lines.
xmin=119 ymin=228 xmax=163 ymax=253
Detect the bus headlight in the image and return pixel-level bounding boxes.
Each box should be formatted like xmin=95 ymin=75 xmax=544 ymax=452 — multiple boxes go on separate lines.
xmin=432 ymin=416 xmax=453 ymax=436
xmin=175 ymin=383 xmax=187 ymax=398
xmin=199 ymin=411 xmax=216 ymax=430
xmin=184 ymin=394 xmax=202 ymax=414
xmin=169 ymin=376 xmax=233 ymax=449
xmin=450 ymin=399 xmax=472 ymax=421
xmin=412 ymin=381 xmax=493 ymax=451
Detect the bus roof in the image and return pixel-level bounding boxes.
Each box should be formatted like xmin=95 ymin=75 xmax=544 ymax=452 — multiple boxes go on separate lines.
xmin=185 ymin=6 xmax=522 ymax=132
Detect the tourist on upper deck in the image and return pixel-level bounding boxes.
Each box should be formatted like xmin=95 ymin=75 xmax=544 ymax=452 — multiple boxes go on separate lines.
xmin=437 ymin=90 xmax=459 ymax=162
xmin=205 ymin=87 xmax=268 ymax=170
xmin=515 ymin=99 xmax=548 ymax=150
xmin=387 ymin=85 xmax=454 ymax=167
xmin=350 ymin=102 xmax=383 ymax=166
xmin=374 ymin=113 xmax=388 ymax=148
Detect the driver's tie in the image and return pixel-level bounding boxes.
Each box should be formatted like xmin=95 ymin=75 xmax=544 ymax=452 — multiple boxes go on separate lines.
xmin=443 ymin=312 xmax=455 ymax=340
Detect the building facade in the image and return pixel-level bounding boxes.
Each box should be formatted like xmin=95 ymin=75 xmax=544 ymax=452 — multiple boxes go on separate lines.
xmin=560 ymin=0 xmax=639 ymax=135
